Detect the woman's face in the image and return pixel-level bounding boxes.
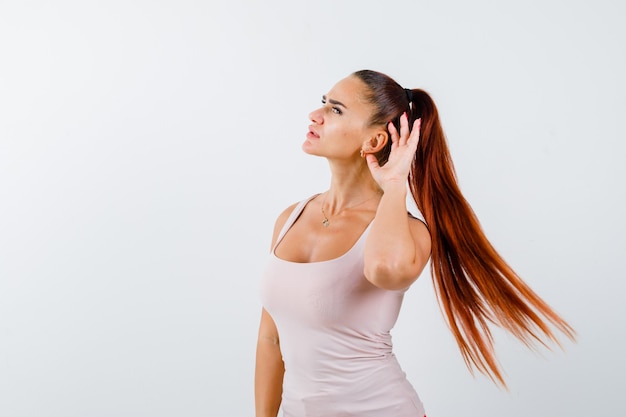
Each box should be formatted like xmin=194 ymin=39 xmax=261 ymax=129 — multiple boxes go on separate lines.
xmin=303 ymin=76 xmax=380 ymax=160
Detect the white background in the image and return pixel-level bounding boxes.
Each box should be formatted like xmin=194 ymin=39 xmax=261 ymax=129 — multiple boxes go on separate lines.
xmin=1 ymin=0 xmax=624 ymax=416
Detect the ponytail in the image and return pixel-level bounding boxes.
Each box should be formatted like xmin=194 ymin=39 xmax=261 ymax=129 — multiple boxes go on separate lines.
xmin=407 ymin=89 xmax=575 ymax=386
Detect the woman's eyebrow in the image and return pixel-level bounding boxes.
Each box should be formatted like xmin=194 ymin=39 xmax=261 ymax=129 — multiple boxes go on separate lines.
xmin=322 ymin=95 xmax=347 ymax=109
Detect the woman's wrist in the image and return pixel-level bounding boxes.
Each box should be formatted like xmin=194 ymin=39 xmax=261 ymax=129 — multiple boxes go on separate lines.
xmin=380 ymin=180 xmax=407 ymax=196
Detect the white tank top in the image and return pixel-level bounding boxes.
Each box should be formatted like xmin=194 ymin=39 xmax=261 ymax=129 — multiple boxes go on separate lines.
xmin=260 ymin=195 xmax=426 ymax=417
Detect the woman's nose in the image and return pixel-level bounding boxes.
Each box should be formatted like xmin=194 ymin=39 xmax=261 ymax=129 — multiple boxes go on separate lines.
xmin=309 ymin=107 xmax=323 ymax=124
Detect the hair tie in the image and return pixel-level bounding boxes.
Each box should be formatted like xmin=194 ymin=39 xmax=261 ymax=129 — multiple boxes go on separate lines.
xmin=404 ymin=88 xmax=413 ymax=102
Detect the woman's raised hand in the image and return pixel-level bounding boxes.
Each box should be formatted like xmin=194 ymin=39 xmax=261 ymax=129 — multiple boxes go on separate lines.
xmin=365 ymin=113 xmax=421 ymax=191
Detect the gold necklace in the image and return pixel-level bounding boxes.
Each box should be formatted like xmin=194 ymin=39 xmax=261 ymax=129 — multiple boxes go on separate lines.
xmin=320 ymin=192 xmax=380 ymax=228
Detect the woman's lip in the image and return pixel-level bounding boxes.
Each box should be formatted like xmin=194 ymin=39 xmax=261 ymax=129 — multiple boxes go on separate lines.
xmin=308 ymin=126 xmax=320 ymax=138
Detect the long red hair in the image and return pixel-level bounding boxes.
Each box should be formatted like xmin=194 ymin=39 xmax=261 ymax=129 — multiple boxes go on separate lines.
xmin=354 ymin=70 xmax=575 ymax=386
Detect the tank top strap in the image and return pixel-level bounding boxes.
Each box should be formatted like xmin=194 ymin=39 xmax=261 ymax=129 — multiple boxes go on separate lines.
xmin=272 ymin=194 xmax=319 ymax=252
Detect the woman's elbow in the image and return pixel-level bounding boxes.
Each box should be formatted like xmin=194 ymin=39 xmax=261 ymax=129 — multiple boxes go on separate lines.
xmin=363 ymin=259 xmax=418 ymax=291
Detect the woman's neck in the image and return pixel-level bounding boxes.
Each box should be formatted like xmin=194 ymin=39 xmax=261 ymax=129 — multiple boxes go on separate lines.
xmin=324 ymin=159 xmax=382 ymax=211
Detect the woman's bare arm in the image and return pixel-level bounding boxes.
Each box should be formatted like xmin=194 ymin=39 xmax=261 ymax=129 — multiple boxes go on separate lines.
xmin=364 ymin=117 xmax=432 ymax=290
xmin=255 ymin=204 xmax=297 ymax=416
xmin=364 ymin=184 xmax=431 ymax=290
xmin=255 ymin=308 xmax=284 ymax=417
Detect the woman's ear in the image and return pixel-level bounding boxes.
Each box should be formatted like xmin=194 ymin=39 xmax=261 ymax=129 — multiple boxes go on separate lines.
xmin=361 ymin=131 xmax=389 ymax=154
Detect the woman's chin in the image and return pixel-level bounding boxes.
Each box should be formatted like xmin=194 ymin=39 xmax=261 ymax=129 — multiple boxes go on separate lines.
xmin=301 ymin=140 xmax=320 ymax=155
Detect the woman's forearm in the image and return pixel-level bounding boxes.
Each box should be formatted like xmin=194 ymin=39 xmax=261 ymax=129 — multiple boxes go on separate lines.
xmin=364 ymin=183 xmax=430 ymax=290
xmin=255 ymin=320 xmax=284 ymax=417
xmin=255 ymin=341 xmax=284 ymax=417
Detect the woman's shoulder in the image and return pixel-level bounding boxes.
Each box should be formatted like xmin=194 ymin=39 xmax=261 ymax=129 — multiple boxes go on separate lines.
xmin=274 ymin=201 xmax=301 ymax=229
xmin=275 ymin=194 xmax=320 ymax=223
xmin=270 ymin=195 xmax=319 ymax=248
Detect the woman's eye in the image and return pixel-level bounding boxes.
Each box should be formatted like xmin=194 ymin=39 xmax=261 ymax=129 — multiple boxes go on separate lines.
xmin=321 ymin=98 xmax=341 ymax=115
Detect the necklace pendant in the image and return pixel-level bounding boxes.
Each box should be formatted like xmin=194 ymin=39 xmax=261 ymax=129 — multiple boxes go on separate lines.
xmin=322 ymin=218 xmax=329 ymax=227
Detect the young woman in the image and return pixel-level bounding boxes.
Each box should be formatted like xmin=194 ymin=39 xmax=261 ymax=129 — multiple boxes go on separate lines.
xmin=255 ymin=69 xmax=574 ymax=417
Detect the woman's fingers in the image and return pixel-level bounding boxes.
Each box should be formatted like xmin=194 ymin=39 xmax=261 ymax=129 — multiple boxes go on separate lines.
xmin=388 ymin=113 xmax=410 ymax=152
xmin=399 ymin=113 xmax=410 ymax=146
xmin=365 ymin=153 xmax=381 ymax=173
xmin=388 ymin=120 xmax=399 ymax=152
xmin=389 ymin=115 xmax=420 ymax=153
xmin=408 ymin=118 xmax=421 ymax=151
